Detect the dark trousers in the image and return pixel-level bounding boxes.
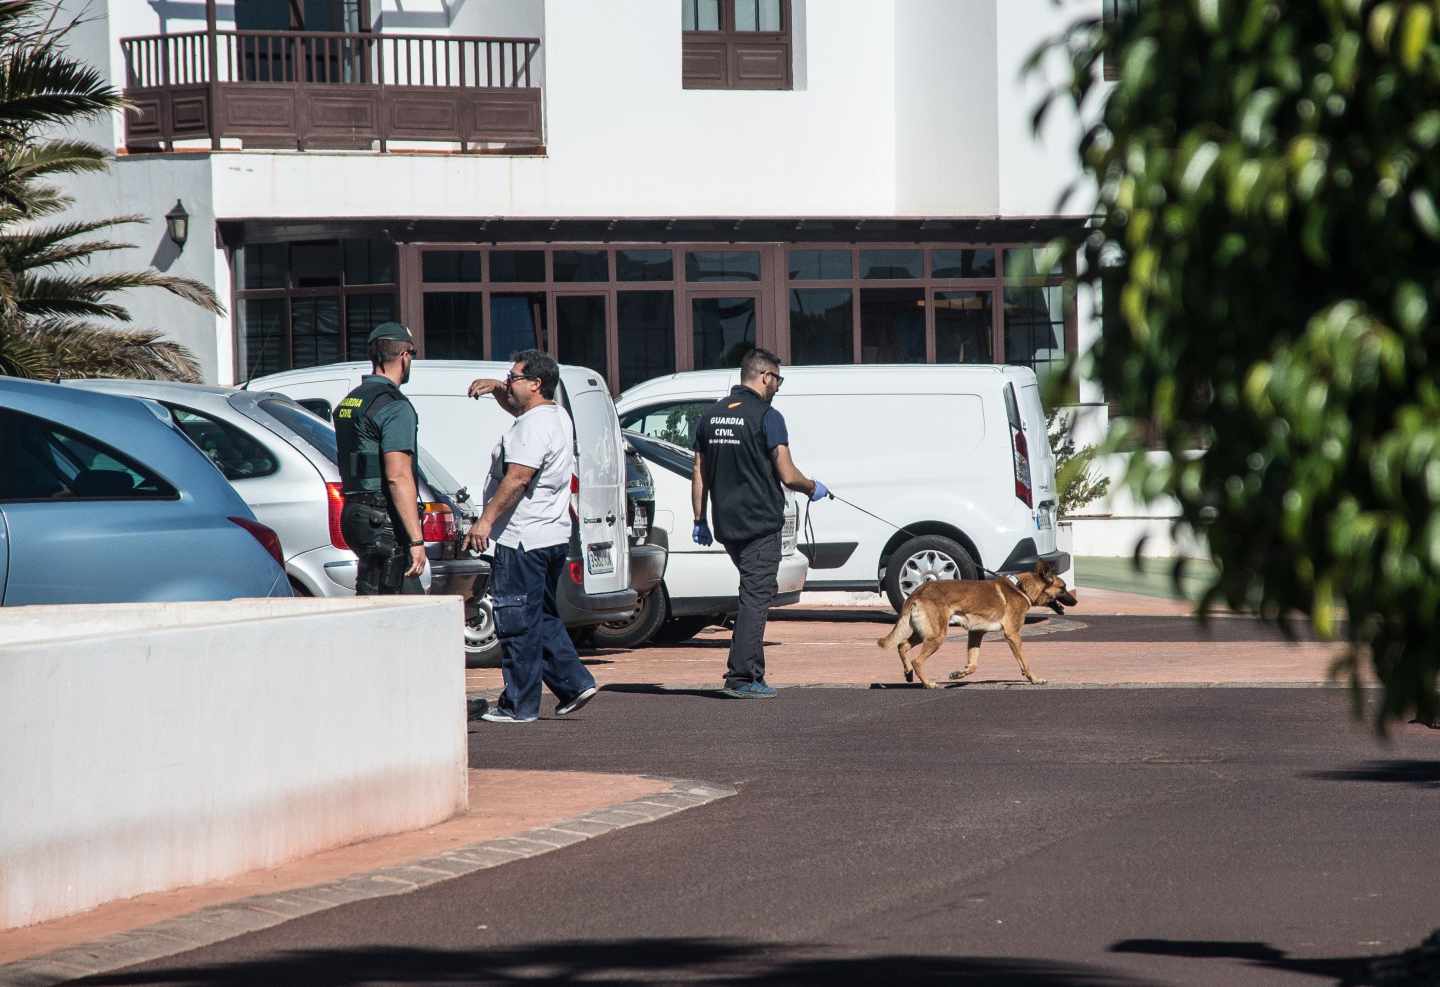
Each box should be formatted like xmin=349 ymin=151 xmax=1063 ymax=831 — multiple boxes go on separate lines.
xmin=492 ymin=542 xmax=596 ymax=719
xmin=341 ymin=499 xmax=423 ymax=596
xmin=722 ymin=531 xmax=782 ymax=688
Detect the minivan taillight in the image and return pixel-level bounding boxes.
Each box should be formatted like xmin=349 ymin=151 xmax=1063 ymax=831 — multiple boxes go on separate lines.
xmin=568 ymin=560 xmax=584 ymax=585
xmin=325 ymin=482 xmax=348 ymax=549
xmin=568 ymin=473 xmax=580 ymax=523
xmin=421 ymin=502 xmax=456 ymax=543
xmin=229 ymin=515 xmax=285 ymax=568
xmin=1012 ymin=427 xmax=1033 ymax=508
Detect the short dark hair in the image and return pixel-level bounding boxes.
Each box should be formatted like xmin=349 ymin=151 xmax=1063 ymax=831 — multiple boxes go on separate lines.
xmin=512 ymin=348 xmax=559 ymax=399
xmin=369 ymin=337 xmax=410 ymax=368
xmin=740 ymin=347 xmax=781 ymax=382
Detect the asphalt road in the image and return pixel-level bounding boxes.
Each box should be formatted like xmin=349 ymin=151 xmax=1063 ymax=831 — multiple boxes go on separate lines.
xmin=82 ymin=688 xmax=1438 ymax=986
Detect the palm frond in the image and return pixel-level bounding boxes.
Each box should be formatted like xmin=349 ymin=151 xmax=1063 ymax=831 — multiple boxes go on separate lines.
xmin=0 ymin=323 xmax=49 ymax=378
xmin=0 ymin=214 xmax=144 ymax=269
xmin=0 ymin=42 xmax=120 ymax=133
xmin=20 ymin=319 xmax=200 ymax=382
xmin=2 ymin=139 xmax=109 ymax=181
xmin=18 ymin=269 xmax=225 ymax=320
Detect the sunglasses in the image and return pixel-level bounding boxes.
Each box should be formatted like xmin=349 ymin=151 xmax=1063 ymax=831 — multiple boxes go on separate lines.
xmin=763 ymin=371 xmax=785 ymax=386
xmin=505 ymin=372 xmax=540 ymax=385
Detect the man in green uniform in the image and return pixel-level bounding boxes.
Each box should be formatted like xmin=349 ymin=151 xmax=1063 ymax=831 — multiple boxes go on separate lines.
xmin=333 ymin=322 xmax=426 ymax=595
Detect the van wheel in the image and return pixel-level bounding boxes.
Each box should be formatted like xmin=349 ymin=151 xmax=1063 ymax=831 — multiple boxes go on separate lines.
xmin=464 ymin=595 xmax=503 ymax=668
xmin=591 ymin=589 xmax=669 ymax=649
xmin=884 ymin=535 xmax=978 ymax=612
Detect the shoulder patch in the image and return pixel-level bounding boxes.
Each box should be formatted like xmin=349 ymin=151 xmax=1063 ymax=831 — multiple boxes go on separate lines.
xmin=727 ymin=401 xmax=742 ymax=409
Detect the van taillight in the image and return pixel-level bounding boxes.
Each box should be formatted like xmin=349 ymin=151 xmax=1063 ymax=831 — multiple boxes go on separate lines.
xmin=568 ymin=473 xmax=580 ymax=523
xmin=1013 ymin=427 xmax=1033 ymax=508
xmin=421 ymin=502 xmax=456 ymax=543
xmin=325 ymin=482 xmax=348 ymax=549
xmin=568 ymin=560 xmax=584 ymax=585
xmin=229 ymin=515 xmax=285 ymax=568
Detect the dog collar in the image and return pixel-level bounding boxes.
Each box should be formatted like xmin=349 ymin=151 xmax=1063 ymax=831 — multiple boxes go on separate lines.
xmin=1003 ymin=572 xmax=1038 ymax=605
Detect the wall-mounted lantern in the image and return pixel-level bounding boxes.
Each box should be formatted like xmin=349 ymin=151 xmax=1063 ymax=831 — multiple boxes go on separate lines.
xmin=164 ymin=199 xmax=189 ymax=250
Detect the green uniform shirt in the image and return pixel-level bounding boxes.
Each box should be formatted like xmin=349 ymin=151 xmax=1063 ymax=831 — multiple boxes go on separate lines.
xmin=335 ymin=375 xmax=419 ymax=494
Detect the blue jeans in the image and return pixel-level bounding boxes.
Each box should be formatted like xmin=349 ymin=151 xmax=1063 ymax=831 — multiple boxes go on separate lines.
xmin=491 ymin=542 xmax=595 ymax=719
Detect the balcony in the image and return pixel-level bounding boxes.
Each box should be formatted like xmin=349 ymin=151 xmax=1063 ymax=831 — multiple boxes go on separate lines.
xmin=120 ymin=29 xmax=542 ymax=153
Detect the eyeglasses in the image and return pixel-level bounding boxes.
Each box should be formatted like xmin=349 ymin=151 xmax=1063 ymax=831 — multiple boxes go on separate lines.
xmin=401 ymin=347 xmax=417 ymax=357
xmin=763 ymin=371 xmax=785 ymax=386
xmin=505 ymin=372 xmax=539 ymax=385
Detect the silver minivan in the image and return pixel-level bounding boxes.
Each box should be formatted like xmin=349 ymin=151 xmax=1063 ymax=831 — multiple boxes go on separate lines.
xmin=248 ymin=361 xmax=666 ymax=629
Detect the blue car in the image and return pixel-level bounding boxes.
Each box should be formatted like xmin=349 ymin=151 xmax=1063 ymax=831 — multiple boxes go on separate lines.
xmin=0 ymin=378 xmax=290 ymax=604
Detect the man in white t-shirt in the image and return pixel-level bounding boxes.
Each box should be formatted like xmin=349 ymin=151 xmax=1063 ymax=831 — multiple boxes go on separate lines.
xmin=462 ymin=350 xmax=598 ymax=723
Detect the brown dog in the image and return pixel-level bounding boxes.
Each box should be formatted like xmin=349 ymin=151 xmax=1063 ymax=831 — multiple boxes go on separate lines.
xmin=876 ymin=561 xmax=1078 ymax=688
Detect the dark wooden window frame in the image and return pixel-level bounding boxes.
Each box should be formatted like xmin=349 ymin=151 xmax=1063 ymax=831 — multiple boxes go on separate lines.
xmin=682 ymin=0 xmax=793 ymax=91
xmin=230 ymin=240 xmax=398 ymax=382
xmin=400 ymin=241 xmax=1072 ymax=393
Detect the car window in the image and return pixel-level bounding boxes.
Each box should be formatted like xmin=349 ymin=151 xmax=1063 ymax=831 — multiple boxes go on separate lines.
xmin=618 ymin=400 xmax=713 ymax=449
xmin=297 ymin=397 xmax=333 ymax=421
xmin=623 ymin=430 xmax=695 ymax=480
xmin=258 ymin=397 xmax=338 ymax=464
xmin=165 ymin=404 xmax=278 ymax=481
xmin=0 ymin=408 xmax=177 ymax=502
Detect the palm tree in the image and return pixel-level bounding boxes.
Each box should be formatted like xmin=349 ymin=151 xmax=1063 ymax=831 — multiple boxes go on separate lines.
xmin=0 ymin=0 xmax=219 ymax=381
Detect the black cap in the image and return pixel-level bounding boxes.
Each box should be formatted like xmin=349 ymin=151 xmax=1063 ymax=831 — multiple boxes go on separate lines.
xmin=367 ymin=322 xmax=414 ymax=345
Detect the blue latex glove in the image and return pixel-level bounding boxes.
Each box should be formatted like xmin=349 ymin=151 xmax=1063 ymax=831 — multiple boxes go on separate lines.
xmin=692 ymin=520 xmax=714 ymax=546
xmin=810 ymin=480 xmax=830 ymax=502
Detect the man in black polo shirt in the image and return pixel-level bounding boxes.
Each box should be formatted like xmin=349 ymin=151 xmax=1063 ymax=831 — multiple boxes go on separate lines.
xmin=692 ymin=348 xmax=828 ymax=699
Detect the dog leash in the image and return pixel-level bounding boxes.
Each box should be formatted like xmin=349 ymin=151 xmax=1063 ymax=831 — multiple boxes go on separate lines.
xmin=807 ymin=490 xmax=1003 ymax=581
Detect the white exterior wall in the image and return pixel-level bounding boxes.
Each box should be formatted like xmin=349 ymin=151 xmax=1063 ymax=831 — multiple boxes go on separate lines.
xmin=0 ymin=597 xmax=467 ymax=930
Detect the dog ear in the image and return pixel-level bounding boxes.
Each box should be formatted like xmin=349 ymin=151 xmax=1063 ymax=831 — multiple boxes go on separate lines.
xmin=1034 ymin=560 xmax=1056 ymax=581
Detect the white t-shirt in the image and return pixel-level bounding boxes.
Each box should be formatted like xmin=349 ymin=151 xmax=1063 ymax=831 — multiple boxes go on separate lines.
xmin=483 ymin=403 xmax=575 ymax=550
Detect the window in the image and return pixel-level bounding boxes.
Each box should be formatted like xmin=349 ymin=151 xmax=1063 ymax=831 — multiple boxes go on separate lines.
xmin=616 ymin=249 xmax=674 ymax=282
xmin=934 ymin=291 xmax=993 ymax=363
xmin=682 ymin=0 xmax=792 ymax=90
xmin=234 ymin=238 xmax=398 ymax=382
xmin=686 ymin=250 xmax=761 ymax=282
xmin=618 ymin=291 xmax=676 ymax=392
xmin=556 ymin=295 xmax=608 ymax=376
xmin=553 ymin=250 xmax=609 ymax=283
xmin=789 ymin=287 xmax=851 ymax=364
xmin=1004 ymin=284 xmax=1067 ymax=389
xmin=258 ymin=397 xmax=339 ymax=463
xmin=422 ymin=251 xmax=482 ymax=283
xmin=166 ymin=405 xmax=278 ymax=481
xmin=0 ymin=409 xmax=177 ymax=502
xmin=1102 ymin=0 xmax=1140 ymax=81
xmin=490 ymin=292 xmax=547 ymax=355
xmin=423 ymin=292 xmax=484 ymax=360
xmin=788 ymin=250 xmax=851 ymax=280
xmin=860 ymin=288 xmax=925 ymax=363
xmin=691 ymin=296 xmax=757 ymax=369
xmin=489 ymin=250 xmax=546 ymax=283
xmin=620 ymin=401 xmax=714 ymax=449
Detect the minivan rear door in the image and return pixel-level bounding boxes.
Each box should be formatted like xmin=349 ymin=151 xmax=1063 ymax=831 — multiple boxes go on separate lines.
xmin=1015 ymin=378 xmax=1057 ymax=509
xmin=563 ymin=378 xmax=630 ymax=595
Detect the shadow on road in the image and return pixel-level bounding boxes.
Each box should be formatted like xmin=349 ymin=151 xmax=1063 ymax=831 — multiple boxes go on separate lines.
xmin=1111 ymin=931 xmax=1440 ymax=985
xmin=80 ymin=939 xmax=1149 ymax=986
xmin=1304 ymin=760 xmax=1440 ymax=789
xmin=600 ymin=683 xmax=735 ymax=700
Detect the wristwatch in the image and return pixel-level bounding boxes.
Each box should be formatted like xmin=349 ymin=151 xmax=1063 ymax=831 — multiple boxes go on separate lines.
xmin=409 ymin=538 xmax=425 ymax=547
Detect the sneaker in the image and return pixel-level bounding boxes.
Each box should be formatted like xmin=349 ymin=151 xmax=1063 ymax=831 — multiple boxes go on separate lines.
xmin=480 ymin=709 xmax=537 ymax=724
xmin=721 ymin=681 xmax=777 ymax=699
xmin=555 ymin=686 xmax=598 ymax=717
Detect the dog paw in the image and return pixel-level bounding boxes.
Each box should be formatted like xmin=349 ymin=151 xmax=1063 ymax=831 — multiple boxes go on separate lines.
xmin=1028 ymin=677 xmax=1047 ymax=686
xmin=903 ymin=670 xmax=914 ymax=683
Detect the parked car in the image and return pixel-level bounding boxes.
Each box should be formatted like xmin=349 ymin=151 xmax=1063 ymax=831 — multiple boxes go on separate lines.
xmin=64 ymin=380 xmax=491 ymax=657
xmin=591 ymin=431 xmax=808 ymax=647
xmin=617 ymin=365 xmax=1068 ymax=611
xmin=247 ymin=360 xmax=667 ymax=633
xmin=0 ymin=378 xmax=290 ymax=604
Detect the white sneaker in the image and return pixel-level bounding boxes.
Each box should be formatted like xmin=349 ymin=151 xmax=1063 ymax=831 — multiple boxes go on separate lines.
xmin=555 ymin=686 xmax=598 ymax=717
xmin=481 ymin=709 xmax=537 ymax=724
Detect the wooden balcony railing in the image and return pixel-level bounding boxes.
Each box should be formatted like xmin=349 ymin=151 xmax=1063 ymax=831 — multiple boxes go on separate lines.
xmin=120 ymin=30 xmax=542 ymax=152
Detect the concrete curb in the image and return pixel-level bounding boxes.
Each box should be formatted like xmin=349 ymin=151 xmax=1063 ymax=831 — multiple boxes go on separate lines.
xmin=0 ymin=777 xmax=735 ymax=987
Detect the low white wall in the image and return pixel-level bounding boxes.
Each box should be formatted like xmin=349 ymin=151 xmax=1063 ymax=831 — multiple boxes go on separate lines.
xmin=0 ymin=597 xmax=467 ymax=930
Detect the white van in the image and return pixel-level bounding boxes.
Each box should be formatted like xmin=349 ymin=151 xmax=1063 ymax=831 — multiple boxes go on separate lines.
xmin=248 ymin=360 xmax=667 ymax=633
xmin=617 ymin=365 xmax=1067 ymax=611
xmin=592 ymin=432 xmax=809 ymax=647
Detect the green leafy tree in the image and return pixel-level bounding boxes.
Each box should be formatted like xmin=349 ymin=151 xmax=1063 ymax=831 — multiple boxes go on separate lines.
xmin=1034 ymin=0 xmax=1440 ymax=725
xmin=1048 ymin=408 xmax=1111 ymax=518
xmin=0 ymin=0 xmax=216 ymax=381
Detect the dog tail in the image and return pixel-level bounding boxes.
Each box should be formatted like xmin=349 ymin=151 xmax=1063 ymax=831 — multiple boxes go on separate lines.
xmin=877 ymin=601 xmax=914 ymax=650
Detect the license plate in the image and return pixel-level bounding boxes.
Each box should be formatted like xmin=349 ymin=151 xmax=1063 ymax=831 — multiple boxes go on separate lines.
xmin=782 ymin=515 xmax=798 ymax=552
xmin=1036 ymin=509 xmax=1054 ymax=530
xmin=587 ymin=543 xmax=614 ymax=574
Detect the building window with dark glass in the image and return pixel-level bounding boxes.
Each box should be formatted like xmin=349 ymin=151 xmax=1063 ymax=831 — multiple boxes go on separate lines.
xmin=682 ymin=0 xmax=792 ymax=91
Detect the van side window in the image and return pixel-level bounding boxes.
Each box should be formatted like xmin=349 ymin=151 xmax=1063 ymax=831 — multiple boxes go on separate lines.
xmin=0 ymin=409 xmax=177 ymax=502
xmin=297 ymin=398 xmax=333 ymax=421
xmin=619 ymin=400 xmax=714 ymax=449
xmin=165 ymin=404 xmax=279 ymax=481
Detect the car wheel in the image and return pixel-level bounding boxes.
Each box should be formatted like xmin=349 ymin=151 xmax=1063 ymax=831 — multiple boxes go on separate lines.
xmin=590 ymin=587 xmax=670 ymax=649
xmin=883 ymin=535 xmax=978 ymax=613
xmin=651 ymin=615 xmax=716 ymax=645
xmin=288 ymin=576 xmax=312 ymax=597
xmin=464 ymin=594 xmax=503 ymax=668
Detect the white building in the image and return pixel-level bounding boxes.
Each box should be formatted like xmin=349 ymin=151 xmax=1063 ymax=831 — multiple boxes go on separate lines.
xmin=60 ymin=0 xmax=1187 ymax=555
